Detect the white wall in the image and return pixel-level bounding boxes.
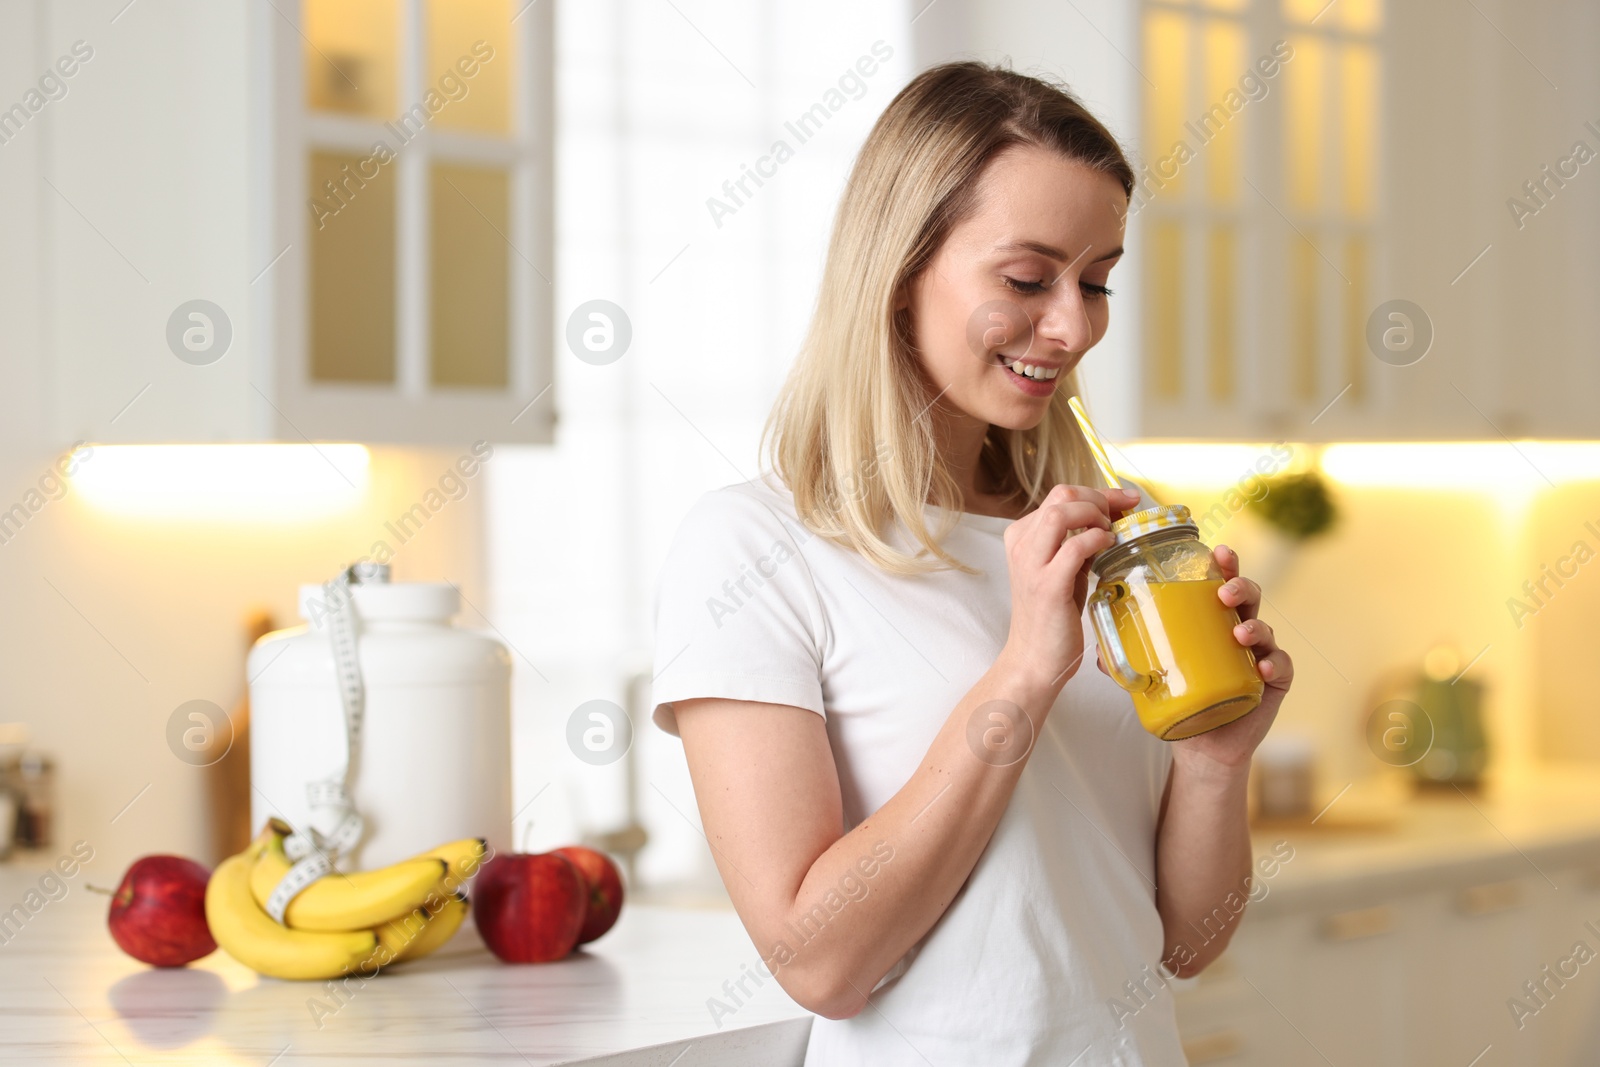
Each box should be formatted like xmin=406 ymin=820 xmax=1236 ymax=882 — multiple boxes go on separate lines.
xmin=0 ymin=443 xmax=493 ymax=872
xmin=487 ymin=0 xmax=914 ymax=897
xmin=912 ymin=0 xmax=1145 ymax=439
xmin=0 ymin=1 xmax=47 ymax=451
xmin=0 ymin=2 xmax=494 ymax=874
xmin=13 ymin=0 xmax=275 ymax=447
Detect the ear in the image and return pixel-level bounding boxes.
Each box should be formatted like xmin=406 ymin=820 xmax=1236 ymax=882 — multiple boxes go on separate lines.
xmin=893 ymin=269 xmax=918 ymax=314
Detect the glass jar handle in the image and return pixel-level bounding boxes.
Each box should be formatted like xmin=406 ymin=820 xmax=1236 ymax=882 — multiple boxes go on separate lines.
xmin=1089 ymin=583 xmax=1155 ymax=693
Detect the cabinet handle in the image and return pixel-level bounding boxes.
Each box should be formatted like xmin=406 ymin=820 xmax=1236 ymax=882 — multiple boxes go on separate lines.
xmin=1457 ymin=881 xmax=1525 ymax=916
xmin=1182 ymin=1028 xmax=1244 ymax=1063
xmin=1319 ymin=905 xmax=1393 ymax=941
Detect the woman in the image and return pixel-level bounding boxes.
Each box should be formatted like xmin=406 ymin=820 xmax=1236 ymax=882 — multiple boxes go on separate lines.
xmin=651 ymin=62 xmax=1292 ymax=1065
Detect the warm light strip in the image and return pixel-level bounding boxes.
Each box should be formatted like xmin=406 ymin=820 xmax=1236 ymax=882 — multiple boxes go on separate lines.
xmin=1320 ymin=442 xmax=1600 ymax=488
xmin=1112 ymin=443 xmax=1295 ymax=486
xmin=1113 ymin=441 xmax=1600 ymax=489
xmin=70 ymin=444 xmax=370 ymax=520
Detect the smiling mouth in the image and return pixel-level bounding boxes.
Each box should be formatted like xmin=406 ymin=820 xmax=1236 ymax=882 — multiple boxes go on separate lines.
xmin=997 ymin=355 xmax=1062 ymax=381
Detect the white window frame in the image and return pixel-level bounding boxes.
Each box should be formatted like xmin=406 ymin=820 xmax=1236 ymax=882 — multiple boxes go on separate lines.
xmin=256 ymin=0 xmax=554 ymax=445
xmin=1137 ymin=0 xmax=1385 ymax=439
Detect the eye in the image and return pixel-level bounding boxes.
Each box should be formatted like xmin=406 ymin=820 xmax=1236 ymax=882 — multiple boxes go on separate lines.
xmin=1003 ymin=277 xmax=1047 ymax=294
xmin=1080 ymin=282 xmax=1114 ymax=299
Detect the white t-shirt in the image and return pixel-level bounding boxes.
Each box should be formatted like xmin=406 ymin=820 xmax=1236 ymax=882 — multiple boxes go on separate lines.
xmin=651 ymin=474 xmax=1183 ymax=1066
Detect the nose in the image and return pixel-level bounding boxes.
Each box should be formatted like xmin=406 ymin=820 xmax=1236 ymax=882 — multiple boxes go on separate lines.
xmin=1034 ymin=287 xmax=1095 ymax=354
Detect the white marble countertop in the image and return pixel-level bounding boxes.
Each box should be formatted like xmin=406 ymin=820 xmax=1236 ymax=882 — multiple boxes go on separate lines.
xmin=7 ymin=767 xmax=1599 ymax=1062
xmin=0 ymin=873 xmax=812 ymax=1066
xmin=1246 ymin=764 xmax=1600 ymax=912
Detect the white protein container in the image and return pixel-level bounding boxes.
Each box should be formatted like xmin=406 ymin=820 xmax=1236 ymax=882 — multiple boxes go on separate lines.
xmin=248 ymin=581 xmax=511 ymax=870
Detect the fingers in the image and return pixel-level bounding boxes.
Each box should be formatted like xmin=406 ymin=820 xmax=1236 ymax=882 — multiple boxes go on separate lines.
xmin=1039 ymin=485 xmax=1136 ymax=574
xmin=1232 ymin=616 xmax=1275 ymax=650
xmin=1012 ymin=491 xmax=1115 ymax=569
xmin=1053 ymin=523 xmax=1114 ymax=576
xmin=1254 ymin=648 xmax=1294 ymax=688
xmin=1213 ymin=544 xmax=1239 ymax=581
xmin=1049 ymin=484 xmax=1140 ymax=520
xmin=1217 ymin=573 xmax=1261 ymax=622
xmin=1045 ymin=500 xmax=1117 ymax=533
xmin=1231 ymin=615 xmax=1291 ymax=686
xmin=1065 ymin=534 xmax=1109 ymax=610
xmin=1005 ymin=484 xmax=1138 ymax=574
xmin=1105 ymin=486 xmax=1142 ymax=517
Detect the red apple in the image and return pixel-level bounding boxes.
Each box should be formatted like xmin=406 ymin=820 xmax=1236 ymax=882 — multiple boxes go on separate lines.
xmin=552 ymin=846 xmax=624 ymax=944
xmin=106 ymin=856 xmax=216 ymax=967
xmin=472 ymin=851 xmax=586 ymax=963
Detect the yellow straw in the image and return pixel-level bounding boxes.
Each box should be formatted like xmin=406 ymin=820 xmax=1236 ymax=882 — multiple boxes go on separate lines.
xmin=1067 ymin=396 xmax=1122 ymax=490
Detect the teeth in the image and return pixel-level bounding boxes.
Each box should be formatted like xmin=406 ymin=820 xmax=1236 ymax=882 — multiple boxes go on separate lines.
xmin=1006 ymin=360 xmax=1059 ymax=381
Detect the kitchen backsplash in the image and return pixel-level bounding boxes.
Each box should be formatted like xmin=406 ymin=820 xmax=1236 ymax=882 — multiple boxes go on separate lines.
xmin=1140 ymin=467 xmax=1600 ymax=791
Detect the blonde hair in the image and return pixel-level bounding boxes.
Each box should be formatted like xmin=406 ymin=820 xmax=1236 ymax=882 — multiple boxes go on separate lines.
xmin=763 ymin=62 xmax=1136 ymax=574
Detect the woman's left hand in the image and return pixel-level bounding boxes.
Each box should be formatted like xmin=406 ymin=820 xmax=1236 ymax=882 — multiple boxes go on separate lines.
xmin=1172 ymin=544 xmax=1292 ymax=772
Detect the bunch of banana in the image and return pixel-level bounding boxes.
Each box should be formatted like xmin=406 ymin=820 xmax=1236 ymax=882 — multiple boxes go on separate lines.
xmin=205 ymin=819 xmax=487 ymax=981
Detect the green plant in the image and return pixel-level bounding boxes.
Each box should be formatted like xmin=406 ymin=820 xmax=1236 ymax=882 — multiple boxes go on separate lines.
xmin=1246 ymin=470 xmax=1337 ymax=540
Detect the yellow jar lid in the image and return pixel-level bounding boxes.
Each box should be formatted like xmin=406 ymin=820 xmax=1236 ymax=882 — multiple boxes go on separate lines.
xmin=1106 ymin=504 xmax=1195 ymax=550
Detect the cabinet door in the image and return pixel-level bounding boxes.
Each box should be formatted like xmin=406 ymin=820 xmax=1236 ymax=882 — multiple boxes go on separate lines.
xmin=1191 ymin=863 xmax=1598 ymax=1065
xmin=1172 ymin=952 xmax=1265 ymax=1066
xmin=1229 ymin=902 xmax=1410 ymax=1067
xmin=268 ymin=0 xmax=555 ymax=445
xmin=33 ymin=0 xmax=554 ymax=448
xmin=1124 ymin=2 xmax=1596 ymax=441
xmin=1537 ymin=863 xmax=1600 ymax=1067
xmin=1403 ymin=875 xmax=1548 ymax=1067
xmin=37 ymin=1 xmax=267 ymax=448
xmin=1131 ymin=3 xmax=1389 ymax=441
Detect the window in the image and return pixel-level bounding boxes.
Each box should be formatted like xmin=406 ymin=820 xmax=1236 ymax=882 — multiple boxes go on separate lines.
xmin=270 ymin=0 xmax=553 ymax=443
xmin=1137 ymin=0 xmax=1381 ymax=426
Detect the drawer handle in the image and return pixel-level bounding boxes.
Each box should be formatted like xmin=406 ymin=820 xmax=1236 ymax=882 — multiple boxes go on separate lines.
xmin=1182 ymin=1028 xmax=1244 ymax=1063
xmin=1319 ymin=905 xmax=1393 ymax=941
xmin=1457 ymin=881 xmax=1525 ymax=916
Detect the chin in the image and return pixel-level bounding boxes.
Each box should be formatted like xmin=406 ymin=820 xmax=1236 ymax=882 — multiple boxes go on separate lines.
xmin=982 ymin=391 xmax=1054 ymax=432
xmin=938 ymin=370 xmax=1059 ymax=431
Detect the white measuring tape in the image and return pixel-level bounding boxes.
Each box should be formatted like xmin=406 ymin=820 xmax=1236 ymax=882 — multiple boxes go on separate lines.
xmin=265 ymin=562 xmax=386 ymax=923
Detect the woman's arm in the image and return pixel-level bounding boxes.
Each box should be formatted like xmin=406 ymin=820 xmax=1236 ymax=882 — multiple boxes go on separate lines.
xmin=673 ymin=484 xmax=1140 ymax=1020
xmin=1151 ymin=543 xmax=1294 ymax=977
xmin=674 ymin=656 xmax=1052 ymax=1020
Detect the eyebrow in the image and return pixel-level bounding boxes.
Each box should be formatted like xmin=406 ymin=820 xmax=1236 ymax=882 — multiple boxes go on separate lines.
xmin=995 ymin=240 xmax=1124 ymax=263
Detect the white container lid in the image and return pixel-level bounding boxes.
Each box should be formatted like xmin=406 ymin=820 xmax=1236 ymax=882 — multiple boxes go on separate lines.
xmin=298 ymin=582 xmax=460 ymax=627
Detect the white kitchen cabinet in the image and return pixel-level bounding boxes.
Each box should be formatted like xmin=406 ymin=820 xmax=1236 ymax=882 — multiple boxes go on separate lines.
xmin=1536 ymin=863 xmax=1600 ymax=1067
xmin=1168 ymin=955 xmax=1268 ymax=1066
xmin=1124 ymin=0 xmax=1600 ymax=443
xmin=8 ymin=0 xmax=553 ymax=449
xmin=1188 ymin=879 xmax=1552 ymax=1066
xmin=927 ymin=1 xmax=1600 ymax=442
xmin=1224 ymin=900 xmax=1412 ymax=1066
xmin=1404 ymin=876 xmax=1548 ymax=1067
xmin=1177 ymin=841 xmax=1600 ymax=1064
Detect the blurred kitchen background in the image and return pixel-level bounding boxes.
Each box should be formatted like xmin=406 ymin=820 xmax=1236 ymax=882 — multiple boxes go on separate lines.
xmin=0 ymin=0 xmax=1597 ymax=1061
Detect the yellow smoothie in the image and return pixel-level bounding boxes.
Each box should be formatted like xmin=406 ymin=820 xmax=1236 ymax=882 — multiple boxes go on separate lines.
xmin=1107 ymin=577 xmax=1264 ymax=740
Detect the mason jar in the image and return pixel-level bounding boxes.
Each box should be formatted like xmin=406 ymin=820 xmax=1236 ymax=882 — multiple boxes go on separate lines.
xmin=1087 ymin=505 xmax=1265 ymax=740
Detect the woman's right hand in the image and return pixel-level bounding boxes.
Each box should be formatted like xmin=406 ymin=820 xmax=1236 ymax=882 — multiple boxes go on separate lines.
xmin=999 ymin=484 xmax=1142 ymax=698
